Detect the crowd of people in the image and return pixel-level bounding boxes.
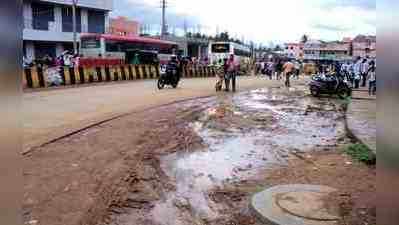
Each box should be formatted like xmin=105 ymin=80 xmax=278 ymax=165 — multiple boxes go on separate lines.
xmin=255 ymin=59 xmax=301 ymax=79
xmin=254 ymin=58 xmax=301 ymax=88
xmin=254 ymin=56 xmax=376 ymax=96
xmin=339 ymin=56 xmax=376 ymax=96
xmin=23 ymin=51 xmax=80 ymax=69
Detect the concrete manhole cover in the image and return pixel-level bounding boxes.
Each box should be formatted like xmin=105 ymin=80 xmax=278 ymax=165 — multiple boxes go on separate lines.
xmin=250 ymin=184 xmax=341 ymax=225
xmin=276 ymin=191 xmax=340 ymax=221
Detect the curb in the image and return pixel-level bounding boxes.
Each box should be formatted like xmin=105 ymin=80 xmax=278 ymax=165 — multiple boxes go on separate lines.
xmin=344 ymin=101 xmax=376 ymax=155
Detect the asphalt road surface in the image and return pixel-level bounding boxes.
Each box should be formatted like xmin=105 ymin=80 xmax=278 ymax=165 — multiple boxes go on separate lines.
xmin=23 ymin=76 xmax=307 ymax=152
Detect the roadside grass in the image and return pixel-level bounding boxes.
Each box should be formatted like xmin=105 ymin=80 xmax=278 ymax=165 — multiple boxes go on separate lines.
xmin=343 ymin=143 xmax=376 ymax=165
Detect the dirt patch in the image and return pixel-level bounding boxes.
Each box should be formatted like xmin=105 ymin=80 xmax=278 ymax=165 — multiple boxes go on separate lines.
xmin=23 ymin=98 xmax=211 ymax=225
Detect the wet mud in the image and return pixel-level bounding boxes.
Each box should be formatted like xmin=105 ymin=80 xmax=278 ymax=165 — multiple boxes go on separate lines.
xmin=103 ymin=86 xmax=349 ymax=225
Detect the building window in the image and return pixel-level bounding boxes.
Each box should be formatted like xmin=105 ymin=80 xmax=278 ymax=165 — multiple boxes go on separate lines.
xmin=88 ymin=10 xmax=105 ymax=33
xmin=62 ymin=6 xmax=82 ymax=32
xmin=31 ymin=2 xmax=54 ymax=30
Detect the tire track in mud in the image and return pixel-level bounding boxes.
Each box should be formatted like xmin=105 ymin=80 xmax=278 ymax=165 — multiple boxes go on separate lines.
xmin=102 ymin=86 xmax=349 ymax=225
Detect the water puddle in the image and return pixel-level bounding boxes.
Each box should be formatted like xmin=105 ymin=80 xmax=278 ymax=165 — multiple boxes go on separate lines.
xmin=148 ymin=87 xmax=346 ymax=224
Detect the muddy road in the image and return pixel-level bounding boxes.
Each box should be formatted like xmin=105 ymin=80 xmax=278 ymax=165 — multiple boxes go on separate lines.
xmin=102 ymin=86 xmax=349 ymax=225
xmin=24 ymin=84 xmax=375 ymax=225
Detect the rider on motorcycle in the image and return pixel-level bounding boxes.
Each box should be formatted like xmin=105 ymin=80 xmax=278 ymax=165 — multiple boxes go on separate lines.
xmin=167 ymin=55 xmax=181 ymax=82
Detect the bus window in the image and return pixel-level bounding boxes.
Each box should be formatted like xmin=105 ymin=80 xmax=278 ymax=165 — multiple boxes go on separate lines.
xmin=105 ymin=41 xmax=122 ymax=52
xmin=211 ymin=43 xmax=230 ymax=53
xmin=234 ymin=48 xmax=251 ymax=57
xmin=81 ymin=37 xmax=101 ymax=49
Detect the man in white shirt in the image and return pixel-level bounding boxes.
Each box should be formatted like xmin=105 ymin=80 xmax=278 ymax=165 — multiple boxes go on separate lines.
xmin=353 ymin=57 xmax=362 ymax=88
xmin=361 ymin=58 xmax=369 ymax=87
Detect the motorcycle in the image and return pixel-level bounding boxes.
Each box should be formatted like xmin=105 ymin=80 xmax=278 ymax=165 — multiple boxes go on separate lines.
xmin=309 ymin=72 xmax=352 ymax=99
xmin=157 ymin=63 xmax=180 ymax=89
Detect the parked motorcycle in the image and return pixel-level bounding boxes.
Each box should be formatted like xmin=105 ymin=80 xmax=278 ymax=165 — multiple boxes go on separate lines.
xmin=157 ymin=64 xmax=180 ymax=89
xmin=309 ymin=72 xmax=352 ymax=99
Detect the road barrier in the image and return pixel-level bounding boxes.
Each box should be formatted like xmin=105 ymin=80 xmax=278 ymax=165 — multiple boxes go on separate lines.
xmin=23 ymin=64 xmax=217 ymax=89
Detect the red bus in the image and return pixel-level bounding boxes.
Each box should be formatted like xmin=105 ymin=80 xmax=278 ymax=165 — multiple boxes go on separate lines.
xmin=80 ymin=33 xmax=179 ymax=65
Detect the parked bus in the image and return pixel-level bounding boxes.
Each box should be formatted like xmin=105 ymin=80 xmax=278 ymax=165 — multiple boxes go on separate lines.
xmin=80 ymin=33 xmax=179 ymax=65
xmin=208 ymin=42 xmax=251 ymax=67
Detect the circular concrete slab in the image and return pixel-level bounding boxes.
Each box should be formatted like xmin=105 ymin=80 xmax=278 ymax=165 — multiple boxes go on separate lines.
xmin=250 ymin=184 xmax=340 ymax=225
xmin=277 ymin=191 xmax=340 ymax=221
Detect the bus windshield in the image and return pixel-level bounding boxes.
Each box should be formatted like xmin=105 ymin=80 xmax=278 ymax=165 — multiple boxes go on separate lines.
xmin=211 ymin=43 xmax=230 ymax=53
xmin=81 ymin=37 xmax=101 ymax=49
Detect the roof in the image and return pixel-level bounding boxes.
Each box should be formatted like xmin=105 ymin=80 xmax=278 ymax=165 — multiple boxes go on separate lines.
xmin=80 ymin=33 xmax=178 ymax=46
xmin=353 ymin=35 xmax=376 ymax=42
xmin=285 ymin=43 xmax=304 ymax=46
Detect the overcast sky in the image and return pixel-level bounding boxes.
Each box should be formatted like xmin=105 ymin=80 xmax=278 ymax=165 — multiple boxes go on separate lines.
xmin=111 ymin=0 xmax=376 ymax=45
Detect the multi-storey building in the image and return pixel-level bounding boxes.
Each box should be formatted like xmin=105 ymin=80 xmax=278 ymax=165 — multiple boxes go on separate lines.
xmin=303 ymin=39 xmax=352 ymax=61
xmin=284 ymin=43 xmax=304 ymax=59
xmin=23 ymin=0 xmax=113 ymax=59
xmin=352 ymin=35 xmax=376 ymax=58
xmin=109 ymin=16 xmax=140 ymax=37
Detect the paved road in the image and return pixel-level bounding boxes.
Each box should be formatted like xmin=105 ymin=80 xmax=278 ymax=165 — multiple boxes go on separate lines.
xmin=346 ymin=88 xmax=376 ymax=153
xmin=23 ymin=76 xmax=308 ymax=152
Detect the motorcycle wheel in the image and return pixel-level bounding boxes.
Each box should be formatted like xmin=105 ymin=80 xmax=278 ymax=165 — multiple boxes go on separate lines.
xmin=157 ymin=79 xmax=165 ymax=90
xmin=310 ymin=87 xmax=319 ymax=97
xmin=171 ymin=77 xmax=179 ymax=88
xmin=337 ymin=86 xmax=350 ymax=99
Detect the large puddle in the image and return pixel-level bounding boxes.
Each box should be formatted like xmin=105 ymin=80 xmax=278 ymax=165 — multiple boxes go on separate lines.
xmin=107 ymin=87 xmax=347 ymax=225
xmin=150 ymin=87 xmax=346 ymax=224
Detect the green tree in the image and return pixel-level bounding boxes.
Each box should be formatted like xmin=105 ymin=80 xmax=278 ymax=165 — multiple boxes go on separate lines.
xmin=274 ymin=45 xmax=283 ymax=51
xmin=301 ymin=34 xmax=309 ymax=43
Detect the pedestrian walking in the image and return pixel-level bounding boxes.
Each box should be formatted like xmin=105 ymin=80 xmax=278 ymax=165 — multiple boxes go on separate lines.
xmin=294 ymin=60 xmax=300 ymax=79
xmin=275 ymin=60 xmax=283 ymax=80
xmin=347 ymin=61 xmax=355 ymax=86
xmin=267 ymin=61 xmax=274 ymax=80
xmin=225 ymin=54 xmax=238 ymax=92
xmin=353 ymin=57 xmax=362 ymax=89
xmin=282 ymin=60 xmax=295 ymax=87
xmin=367 ymin=61 xmax=376 ymax=95
xmin=361 ymin=58 xmax=369 ymax=87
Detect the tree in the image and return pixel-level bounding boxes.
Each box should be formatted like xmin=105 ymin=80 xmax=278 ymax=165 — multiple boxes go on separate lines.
xmin=301 ymin=34 xmax=309 ymax=43
xmin=274 ymin=45 xmax=283 ymax=51
xmin=220 ymin=32 xmax=230 ymax=41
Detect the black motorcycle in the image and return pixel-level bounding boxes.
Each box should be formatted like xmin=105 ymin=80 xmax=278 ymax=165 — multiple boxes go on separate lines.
xmin=309 ymin=73 xmax=352 ymax=99
xmin=157 ymin=63 xmax=180 ymax=89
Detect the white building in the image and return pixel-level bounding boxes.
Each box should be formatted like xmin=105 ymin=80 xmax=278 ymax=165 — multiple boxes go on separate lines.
xmin=23 ymin=0 xmax=113 ymax=59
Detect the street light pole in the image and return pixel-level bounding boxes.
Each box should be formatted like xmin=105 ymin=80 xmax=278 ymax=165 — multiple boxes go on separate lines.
xmin=72 ymin=0 xmax=78 ymax=55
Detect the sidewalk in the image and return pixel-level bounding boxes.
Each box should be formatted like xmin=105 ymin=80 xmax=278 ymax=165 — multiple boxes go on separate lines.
xmin=346 ymin=88 xmax=376 ymax=153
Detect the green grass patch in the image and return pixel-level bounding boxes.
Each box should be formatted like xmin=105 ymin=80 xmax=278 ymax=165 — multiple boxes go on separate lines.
xmin=344 ymin=143 xmax=376 ymax=165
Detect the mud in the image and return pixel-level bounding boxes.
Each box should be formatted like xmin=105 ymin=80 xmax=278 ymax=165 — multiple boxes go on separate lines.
xmin=23 ymin=83 xmax=373 ymax=225
xmin=103 ymin=85 xmax=353 ymax=225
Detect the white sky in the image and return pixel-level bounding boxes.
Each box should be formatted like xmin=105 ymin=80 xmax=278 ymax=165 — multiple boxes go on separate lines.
xmin=113 ymin=0 xmax=376 ymax=45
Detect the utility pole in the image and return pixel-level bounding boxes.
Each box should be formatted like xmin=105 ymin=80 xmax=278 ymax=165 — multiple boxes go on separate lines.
xmin=183 ymin=19 xmax=187 ymax=36
xmin=161 ymin=0 xmax=167 ymax=38
xmin=72 ymin=0 xmax=78 ymax=55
